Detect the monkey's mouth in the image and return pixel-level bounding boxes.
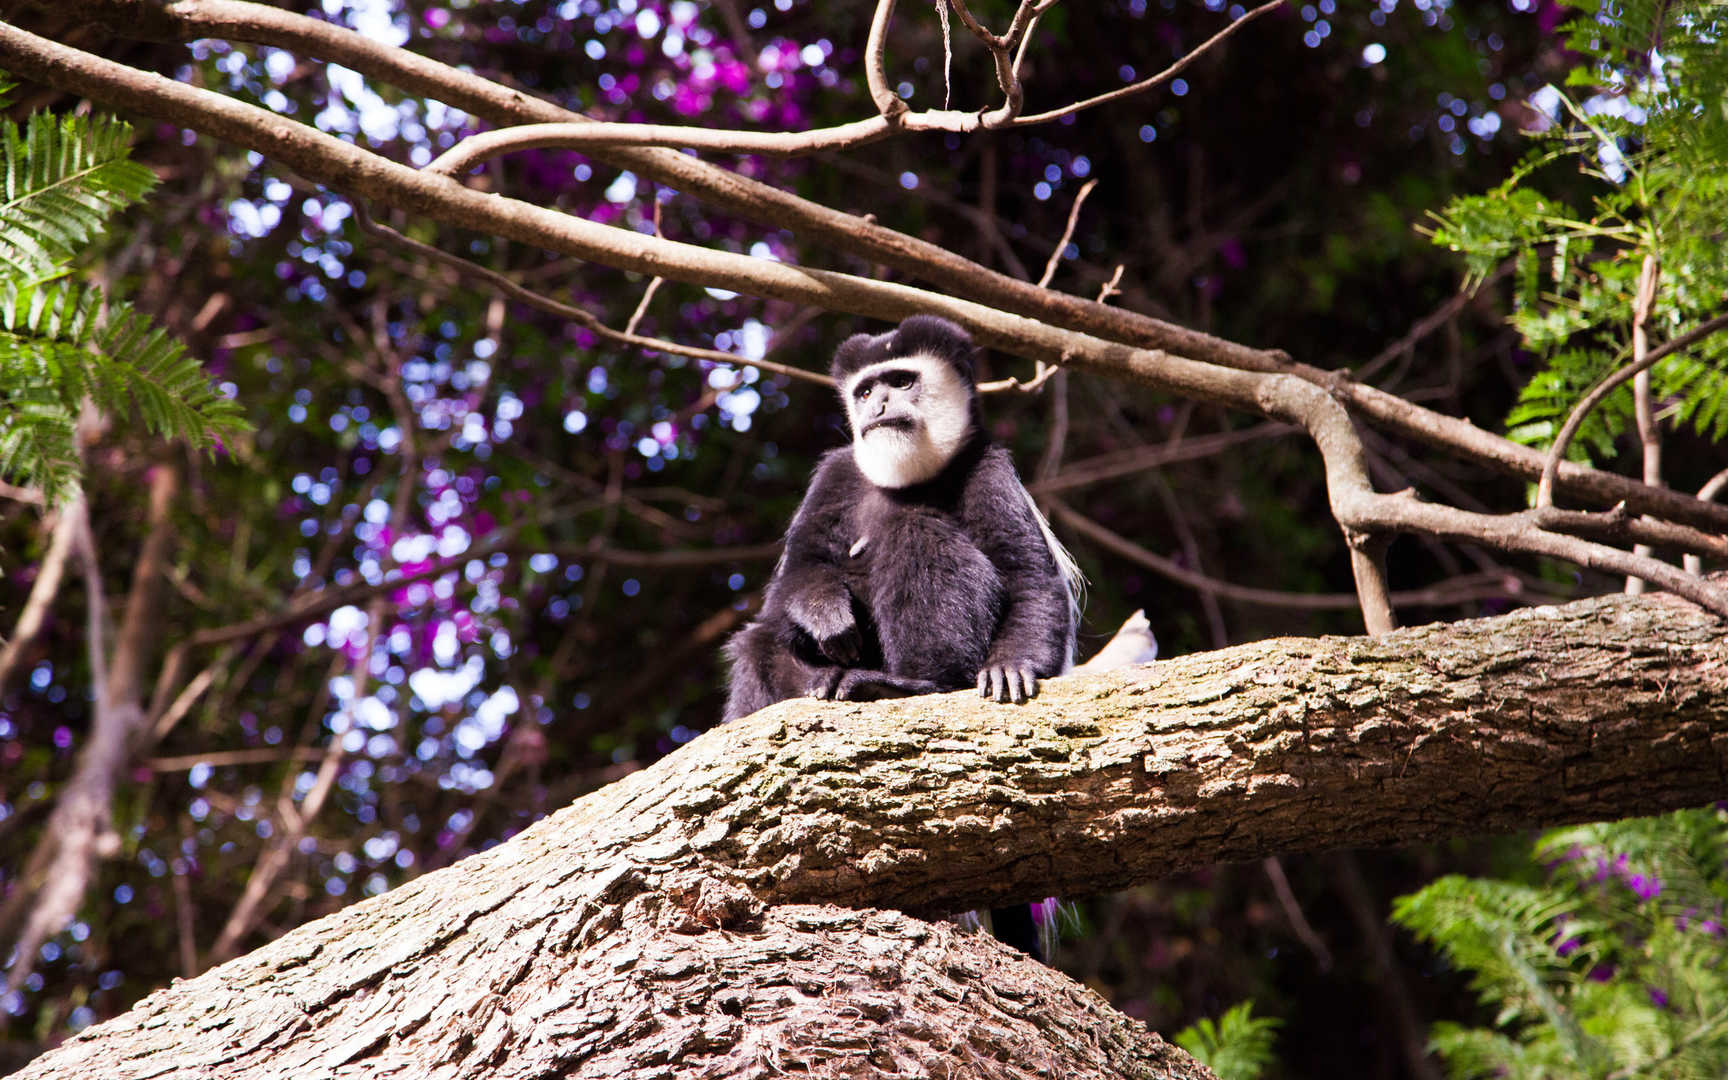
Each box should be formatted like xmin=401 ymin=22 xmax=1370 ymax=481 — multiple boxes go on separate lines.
xmin=861 ymin=417 xmax=917 ymax=437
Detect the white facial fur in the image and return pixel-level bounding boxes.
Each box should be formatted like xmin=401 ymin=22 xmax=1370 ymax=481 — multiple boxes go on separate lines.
xmin=842 ymin=353 xmax=973 ymax=489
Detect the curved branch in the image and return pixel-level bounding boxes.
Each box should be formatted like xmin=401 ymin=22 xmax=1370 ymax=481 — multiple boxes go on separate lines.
xmin=424 ymin=116 xmax=894 ymax=175
xmin=1537 ymin=309 xmax=1728 ymax=508
xmin=1012 ymin=0 xmax=1286 ymax=126
xmin=864 ymin=0 xmax=907 ymax=119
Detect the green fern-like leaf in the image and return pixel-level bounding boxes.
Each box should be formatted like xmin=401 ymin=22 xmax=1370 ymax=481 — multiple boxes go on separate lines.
xmin=0 ymin=378 xmax=79 ymax=497
xmin=0 ymin=111 xmax=154 ymax=297
xmin=1174 ymin=1001 xmax=1281 ymax=1080
xmin=1399 ymin=809 xmax=1728 ymax=1080
xmin=0 ymin=289 xmax=249 ymax=503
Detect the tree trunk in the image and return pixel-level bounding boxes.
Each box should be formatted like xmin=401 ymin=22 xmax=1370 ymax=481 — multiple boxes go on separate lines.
xmin=17 ymin=589 xmax=1727 ymax=1079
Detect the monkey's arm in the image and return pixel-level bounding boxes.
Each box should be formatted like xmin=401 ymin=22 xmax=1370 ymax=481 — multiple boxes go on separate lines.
xmin=764 ymin=452 xmax=865 ymax=665
xmin=963 ymin=449 xmax=1075 ymax=704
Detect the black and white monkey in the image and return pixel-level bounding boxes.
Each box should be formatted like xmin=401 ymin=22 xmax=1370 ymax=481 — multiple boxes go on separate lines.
xmin=722 ymin=314 xmax=1083 ymax=723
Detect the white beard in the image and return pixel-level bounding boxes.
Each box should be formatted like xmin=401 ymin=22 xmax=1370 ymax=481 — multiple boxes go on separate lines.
xmin=843 ymin=353 xmax=973 ymax=489
xmin=853 ymin=425 xmax=954 ymax=488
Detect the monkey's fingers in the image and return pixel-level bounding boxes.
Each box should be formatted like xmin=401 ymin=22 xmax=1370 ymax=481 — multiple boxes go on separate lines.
xmin=977 ymin=670 xmax=992 ymax=697
xmin=808 ymin=669 xmax=844 ymax=700
xmin=1019 ymin=667 xmax=1038 ymax=701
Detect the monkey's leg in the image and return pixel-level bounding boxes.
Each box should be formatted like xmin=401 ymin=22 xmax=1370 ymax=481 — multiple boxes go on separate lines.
xmin=831 ymin=669 xmax=943 ymax=701
xmin=724 ymin=623 xmax=840 ymax=720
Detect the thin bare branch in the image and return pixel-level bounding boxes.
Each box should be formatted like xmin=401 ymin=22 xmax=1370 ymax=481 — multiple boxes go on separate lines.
xmin=0 ymin=479 xmax=43 ymax=504
xmin=1096 ymin=264 xmax=1125 ymax=305
xmin=352 ymin=203 xmax=832 ymax=387
xmin=1049 ymin=500 xmax=1532 ymax=612
xmin=425 ymin=116 xmax=895 ymax=175
xmin=146 ymin=747 xmax=330 ymax=771
xmin=1037 ymin=177 xmax=1096 ymax=290
xmin=1031 ymin=423 xmax=1296 ymax=496
xmin=0 ymin=505 xmax=77 ymax=694
xmin=624 ymin=197 xmax=668 ymax=337
xmin=1013 ymin=0 xmax=1285 ymax=126
xmin=1627 ymin=254 xmax=1663 ymax=594
xmin=1538 ymin=308 xmax=1728 ymax=508
xmin=866 ymin=0 xmax=908 ymax=119
xmin=1356 ymin=257 xmax=1512 ymax=385
xmin=1263 ymin=856 xmax=1333 ymax=971
xmin=1685 ymin=467 xmax=1728 ymax=575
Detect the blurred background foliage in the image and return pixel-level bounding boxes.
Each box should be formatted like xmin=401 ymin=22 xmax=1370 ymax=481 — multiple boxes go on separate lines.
xmin=1 ymin=0 xmax=1724 ymax=1075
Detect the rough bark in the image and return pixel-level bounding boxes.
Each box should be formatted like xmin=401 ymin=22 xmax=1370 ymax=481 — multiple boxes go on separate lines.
xmin=15 ymin=589 xmax=1727 ymax=1079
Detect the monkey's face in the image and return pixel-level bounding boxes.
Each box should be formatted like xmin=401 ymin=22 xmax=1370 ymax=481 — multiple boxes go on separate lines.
xmin=841 ymin=353 xmax=973 ymax=488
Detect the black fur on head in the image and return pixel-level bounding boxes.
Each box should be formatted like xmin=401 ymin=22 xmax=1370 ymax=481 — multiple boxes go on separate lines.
xmin=830 ymin=314 xmax=979 ymax=386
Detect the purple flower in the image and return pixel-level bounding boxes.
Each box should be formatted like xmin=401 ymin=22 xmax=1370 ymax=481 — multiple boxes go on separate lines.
xmin=1649 ymin=986 xmax=1670 ymax=1009
xmin=1628 ymin=873 xmax=1661 ymax=901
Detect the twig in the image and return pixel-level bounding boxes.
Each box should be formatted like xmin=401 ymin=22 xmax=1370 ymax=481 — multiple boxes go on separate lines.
xmin=0 ymin=480 xmax=43 ymax=504
xmin=1537 ymin=308 xmax=1728 ymax=508
xmin=172 ymin=820 xmax=199 ymax=977
xmin=1014 ymin=178 xmax=1098 ymax=389
xmin=146 ymin=747 xmax=328 ymax=771
xmin=1626 ymin=254 xmax=1662 ymax=595
xmin=425 ymin=116 xmax=897 ymax=175
xmin=624 ymin=197 xmax=667 ymax=337
xmin=1012 ymin=0 xmax=1285 ymax=127
xmin=1037 ymin=178 xmax=1096 ymax=290
xmin=1031 ymin=423 xmax=1295 ymax=497
xmin=1262 ymin=856 xmax=1333 ymax=971
xmin=1356 ymin=258 xmax=1513 ymax=385
xmin=866 ymin=0 xmax=908 ymax=120
xmin=1684 ymin=467 xmax=1728 ymax=575
xmin=353 ymin=203 xmax=832 ymax=387
xmin=1048 ymin=500 xmax=1530 ymax=612
xmin=1096 ymin=264 xmax=1125 ymax=305
xmin=0 ymin=504 xmax=78 ymax=694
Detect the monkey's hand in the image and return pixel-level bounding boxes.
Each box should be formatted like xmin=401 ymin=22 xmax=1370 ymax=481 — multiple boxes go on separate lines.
xmin=977 ymin=663 xmax=1040 ymax=704
xmin=789 ymin=592 xmax=863 ymax=666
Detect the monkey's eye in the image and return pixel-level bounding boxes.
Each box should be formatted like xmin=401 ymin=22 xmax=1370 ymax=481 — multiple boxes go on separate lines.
xmin=883 ymin=370 xmax=918 ymax=390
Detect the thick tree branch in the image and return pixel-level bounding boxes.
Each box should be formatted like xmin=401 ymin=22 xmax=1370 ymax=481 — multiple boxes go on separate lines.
xmin=14 ymin=588 xmax=1727 ymax=1079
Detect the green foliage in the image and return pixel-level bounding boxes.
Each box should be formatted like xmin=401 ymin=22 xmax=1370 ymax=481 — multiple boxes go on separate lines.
xmin=1393 ymin=808 xmax=1728 ymax=1080
xmin=1424 ymin=0 xmax=1728 ymax=468
xmin=1174 ymin=1000 xmax=1281 ymax=1080
xmin=0 ymin=103 xmax=246 ymax=502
